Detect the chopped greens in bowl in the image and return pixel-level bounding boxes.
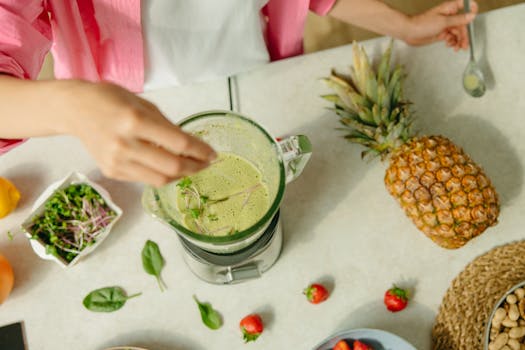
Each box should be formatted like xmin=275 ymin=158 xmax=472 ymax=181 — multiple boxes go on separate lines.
xmin=22 ymin=172 xmax=122 ymax=267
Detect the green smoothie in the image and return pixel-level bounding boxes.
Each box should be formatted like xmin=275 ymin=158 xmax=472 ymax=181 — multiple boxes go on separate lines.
xmin=175 ymin=153 xmax=270 ymax=236
xmin=464 ymin=73 xmax=481 ymax=91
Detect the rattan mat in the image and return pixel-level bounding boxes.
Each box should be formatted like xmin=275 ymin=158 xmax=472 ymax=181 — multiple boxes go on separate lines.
xmin=432 ymin=240 xmax=525 ymax=350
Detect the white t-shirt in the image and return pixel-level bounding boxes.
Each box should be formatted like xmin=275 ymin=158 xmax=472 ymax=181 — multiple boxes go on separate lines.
xmin=141 ymin=0 xmax=270 ymax=91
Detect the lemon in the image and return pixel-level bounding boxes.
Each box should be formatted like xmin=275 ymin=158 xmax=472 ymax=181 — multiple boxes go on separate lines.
xmin=0 ymin=177 xmax=20 ymax=219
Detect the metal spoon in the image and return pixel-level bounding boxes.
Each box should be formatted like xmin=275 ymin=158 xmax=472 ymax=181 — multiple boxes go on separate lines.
xmin=462 ymin=0 xmax=486 ymax=97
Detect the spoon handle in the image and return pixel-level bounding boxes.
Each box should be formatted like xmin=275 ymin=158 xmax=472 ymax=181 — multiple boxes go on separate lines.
xmin=464 ymin=0 xmax=475 ymax=60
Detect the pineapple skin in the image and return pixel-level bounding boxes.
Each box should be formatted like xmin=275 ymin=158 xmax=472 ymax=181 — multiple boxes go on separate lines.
xmin=384 ymin=135 xmax=500 ymax=249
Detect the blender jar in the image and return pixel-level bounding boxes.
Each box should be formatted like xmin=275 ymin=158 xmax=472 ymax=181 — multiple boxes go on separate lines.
xmin=142 ymin=110 xmax=311 ymax=280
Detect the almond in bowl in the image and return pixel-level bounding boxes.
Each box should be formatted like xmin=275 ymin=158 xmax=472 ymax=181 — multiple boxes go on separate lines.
xmin=485 ymin=281 xmax=525 ymax=350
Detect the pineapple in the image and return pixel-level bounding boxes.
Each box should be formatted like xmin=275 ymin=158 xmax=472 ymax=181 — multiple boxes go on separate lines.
xmin=322 ymin=41 xmax=499 ymax=249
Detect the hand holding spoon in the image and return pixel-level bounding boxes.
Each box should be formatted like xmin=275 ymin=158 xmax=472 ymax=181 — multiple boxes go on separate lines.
xmin=462 ymin=0 xmax=486 ymax=97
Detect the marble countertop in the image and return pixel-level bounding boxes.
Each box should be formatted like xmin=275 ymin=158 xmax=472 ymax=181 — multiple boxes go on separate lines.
xmin=1 ymin=4 xmax=524 ymax=350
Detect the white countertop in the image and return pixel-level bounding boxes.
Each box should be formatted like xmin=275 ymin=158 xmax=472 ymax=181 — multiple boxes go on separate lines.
xmin=1 ymin=4 xmax=524 ymax=350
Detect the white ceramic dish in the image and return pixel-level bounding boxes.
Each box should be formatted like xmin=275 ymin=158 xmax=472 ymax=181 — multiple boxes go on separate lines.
xmin=21 ymin=172 xmax=122 ymax=268
xmin=312 ymin=328 xmax=417 ymax=350
xmin=103 ymin=347 xmax=149 ymax=350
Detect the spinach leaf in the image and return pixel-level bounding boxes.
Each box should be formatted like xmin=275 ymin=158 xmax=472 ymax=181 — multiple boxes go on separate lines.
xmin=193 ymin=295 xmax=222 ymax=330
xmin=83 ymin=286 xmax=141 ymax=312
xmin=141 ymin=240 xmax=167 ymax=291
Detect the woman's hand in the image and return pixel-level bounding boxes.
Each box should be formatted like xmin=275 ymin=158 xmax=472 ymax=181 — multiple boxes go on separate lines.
xmin=330 ymin=0 xmax=478 ymax=52
xmin=405 ymin=0 xmax=478 ymax=50
xmin=57 ymin=80 xmax=216 ymax=186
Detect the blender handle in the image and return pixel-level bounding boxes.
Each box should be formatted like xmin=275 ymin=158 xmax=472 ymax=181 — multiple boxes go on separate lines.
xmin=223 ymin=263 xmax=261 ymax=283
xmin=278 ymin=135 xmax=312 ymax=183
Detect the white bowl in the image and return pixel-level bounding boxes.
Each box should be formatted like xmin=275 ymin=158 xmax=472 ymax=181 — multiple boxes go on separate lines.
xmin=103 ymin=347 xmax=149 ymax=350
xmin=312 ymin=328 xmax=417 ymax=350
xmin=21 ymin=172 xmax=122 ymax=268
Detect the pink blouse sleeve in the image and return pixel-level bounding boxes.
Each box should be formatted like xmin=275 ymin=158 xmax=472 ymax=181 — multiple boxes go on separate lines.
xmin=309 ymin=0 xmax=337 ymax=16
xmin=264 ymin=0 xmax=337 ymax=61
xmin=0 ymin=1 xmax=52 ymax=78
xmin=0 ymin=1 xmax=52 ymax=154
xmin=0 ymin=139 xmax=26 ymax=155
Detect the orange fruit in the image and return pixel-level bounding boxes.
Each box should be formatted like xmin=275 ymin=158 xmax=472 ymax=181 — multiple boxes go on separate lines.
xmin=0 ymin=177 xmax=20 ymax=219
xmin=0 ymin=254 xmax=14 ymax=304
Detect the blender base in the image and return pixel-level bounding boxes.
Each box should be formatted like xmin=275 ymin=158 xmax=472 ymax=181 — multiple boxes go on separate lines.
xmin=178 ymin=211 xmax=283 ymax=284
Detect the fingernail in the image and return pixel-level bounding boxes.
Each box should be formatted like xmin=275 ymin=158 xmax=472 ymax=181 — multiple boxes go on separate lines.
xmin=208 ymin=151 xmax=217 ymax=161
xmin=466 ymin=13 xmax=475 ymax=21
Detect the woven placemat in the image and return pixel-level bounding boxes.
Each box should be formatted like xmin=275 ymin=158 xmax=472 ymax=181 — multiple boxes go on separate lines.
xmin=432 ymin=240 xmax=525 ymax=350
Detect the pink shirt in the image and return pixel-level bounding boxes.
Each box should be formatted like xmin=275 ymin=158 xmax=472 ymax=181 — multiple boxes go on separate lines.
xmin=0 ymin=0 xmax=335 ymax=154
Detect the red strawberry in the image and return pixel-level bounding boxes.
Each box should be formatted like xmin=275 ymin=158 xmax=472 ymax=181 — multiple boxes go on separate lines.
xmin=353 ymin=339 xmax=373 ymax=350
xmin=239 ymin=314 xmax=263 ymax=343
xmin=304 ymin=283 xmax=329 ymax=304
xmin=384 ymin=285 xmax=409 ymax=312
xmin=333 ymin=339 xmax=351 ymax=350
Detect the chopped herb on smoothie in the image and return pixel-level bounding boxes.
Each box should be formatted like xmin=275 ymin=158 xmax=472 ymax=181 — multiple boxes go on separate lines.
xmin=176 ymin=153 xmax=270 ymax=236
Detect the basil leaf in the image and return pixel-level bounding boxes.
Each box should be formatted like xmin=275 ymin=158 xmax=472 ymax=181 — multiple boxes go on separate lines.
xmin=83 ymin=286 xmax=141 ymax=312
xmin=193 ymin=295 xmax=222 ymax=330
xmin=141 ymin=240 xmax=167 ymax=291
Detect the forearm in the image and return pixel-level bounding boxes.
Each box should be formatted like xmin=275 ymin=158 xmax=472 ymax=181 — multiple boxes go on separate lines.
xmin=0 ymin=75 xmax=71 ymax=139
xmin=329 ymin=0 xmax=412 ymax=41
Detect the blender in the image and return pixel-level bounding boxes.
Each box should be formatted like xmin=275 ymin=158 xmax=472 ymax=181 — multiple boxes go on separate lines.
xmin=142 ymin=110 xmax=311 ymax=284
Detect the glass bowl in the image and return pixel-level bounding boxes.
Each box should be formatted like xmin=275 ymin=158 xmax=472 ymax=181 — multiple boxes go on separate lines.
xmin=312 ymin=328 xmax=417 ymax=350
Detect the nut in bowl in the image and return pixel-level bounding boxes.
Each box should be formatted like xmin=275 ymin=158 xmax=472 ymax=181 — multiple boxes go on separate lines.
xmin=21 ymin=172 xmax=122 ymax=268
xmin=485 ymin=281 xmax=525 ymax=350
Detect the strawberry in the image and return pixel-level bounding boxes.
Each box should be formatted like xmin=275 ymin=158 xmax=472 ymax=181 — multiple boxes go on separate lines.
xmin=353 ymin=339 xmax=373 ymax=350
xmin=333 ymin=339 xmax=351 ymax=350
xmin=304 ymin=283 xmax=329 ymax=304
xmin=239 ymin=314 xmax=263 ymax=343
xmin=384 ymin=285 xmax=409 ymax=312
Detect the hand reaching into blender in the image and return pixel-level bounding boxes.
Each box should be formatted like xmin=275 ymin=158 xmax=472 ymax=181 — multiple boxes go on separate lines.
xmin=0 ymin=76 xmax=216 ymax=187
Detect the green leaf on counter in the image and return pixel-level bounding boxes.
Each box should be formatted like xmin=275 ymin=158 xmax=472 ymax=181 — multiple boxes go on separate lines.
xmin=141 ymin=240 xmax=167 ymax=292
xmin=83 ymin=286 xmax=141 ymax=312
xmin=193 ymin=295 xmax=222 ymax=330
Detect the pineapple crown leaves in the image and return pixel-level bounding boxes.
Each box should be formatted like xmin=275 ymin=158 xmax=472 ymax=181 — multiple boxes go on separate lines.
xmin=321 ymin=40 xmax=413 ymax=161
